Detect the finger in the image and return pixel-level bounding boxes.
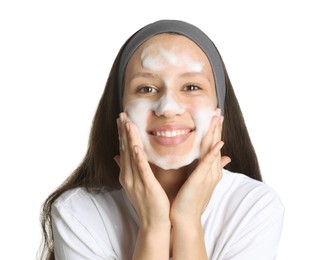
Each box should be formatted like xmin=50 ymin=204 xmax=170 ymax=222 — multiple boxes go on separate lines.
xmin=209 ymin=137 xmax=231 ymax=180
xmin=120 ymin=112 xmax=133 ymax=155
xmin=210 ymin=108 xmax=223 ymax=148
xmin=126 ymin=120 xmax=152 ymax=184
xmin=200 ymin=109 xmax=221 ymax=157
xmin=221 ymin=156 xmax=231 ymax=168
xmin=123 ymin=114 xmax=150 ymax=185
xmin=212 ymin=115 xmax=223 ymax=148
xmin=116 ymin=118 xmax=124 ymax=152
xmin=126 ymin=120 xmax=142 ymax=153
xmin=214 ymin=116 xmax=231 ymax=169
xmin=118 ymin=113 xmax=134 ymax=186
xmin=211 ymin=115 xmax=227 ymax=168
xmin=124 ymin=114 xmax=147 ymax=158
xmin=194 ymin=141 xmax=224 ymax=181
xmin=202 ymin=140 xmax=224 ymax=167
xmin=133 ymin=145 xmax=155 ymax=185
xmin=209 ymin=108 xmax=221 ymax=142
xmin=205 ymin=141 xmax=224 ymax=183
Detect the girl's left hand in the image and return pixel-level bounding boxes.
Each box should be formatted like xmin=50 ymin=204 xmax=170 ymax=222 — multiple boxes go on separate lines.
xmin=170 ymin=108 xmax=231 ymax=226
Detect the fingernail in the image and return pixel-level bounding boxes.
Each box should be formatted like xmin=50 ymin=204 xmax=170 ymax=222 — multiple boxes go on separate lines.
xmin=119 ymin=138 xmax=125 ymax=152
xmin=133 ymin=145 xmax=139 ymax=155
xmin=217 ymin=108 xmax=221 ymax=117
xmin=119 ymin=112 xmax=125 ymax=122
xmin=125 ymin=122 xmax=130 ymax=132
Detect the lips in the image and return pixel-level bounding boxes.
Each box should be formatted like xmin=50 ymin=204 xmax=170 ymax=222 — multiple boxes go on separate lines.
xmin=149 ymin=125 xmax=194 ymax=146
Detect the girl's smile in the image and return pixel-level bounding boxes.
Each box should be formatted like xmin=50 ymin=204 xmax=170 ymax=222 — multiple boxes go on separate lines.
xmin=148 ymin=124 xmax=194 ymax=146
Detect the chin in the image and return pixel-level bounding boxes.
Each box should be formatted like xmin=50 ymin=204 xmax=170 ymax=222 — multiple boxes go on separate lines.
xmin=148 ymin=152 xmax=199 ymax=170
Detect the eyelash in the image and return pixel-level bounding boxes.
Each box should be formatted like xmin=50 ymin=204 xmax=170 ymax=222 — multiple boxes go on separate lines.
xmin=137 ymin=86 xmax=158 ymax=93
xmin=184 ymin=84 xmax=201 ymax=91
xmin=136 ymin=84 xmax=201 ymax=94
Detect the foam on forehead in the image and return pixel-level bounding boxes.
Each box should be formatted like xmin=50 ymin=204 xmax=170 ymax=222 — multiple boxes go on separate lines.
xmin=118 ymin=19 xmax=226 ymax=115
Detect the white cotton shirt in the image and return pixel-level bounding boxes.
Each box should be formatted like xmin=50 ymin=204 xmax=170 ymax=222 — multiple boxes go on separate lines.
xmin=51 ymin=169 xmax=284 ymax=260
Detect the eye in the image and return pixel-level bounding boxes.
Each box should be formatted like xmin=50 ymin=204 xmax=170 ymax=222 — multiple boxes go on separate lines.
xmin=137 ymin=86 xmax=158 ymax=93
xmin=184 ymin=84 xmax=201 ymax=91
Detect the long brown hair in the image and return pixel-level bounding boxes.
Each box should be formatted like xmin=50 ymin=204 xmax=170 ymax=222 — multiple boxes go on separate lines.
xmin=38 ymin=32 xmax=261 ymax=260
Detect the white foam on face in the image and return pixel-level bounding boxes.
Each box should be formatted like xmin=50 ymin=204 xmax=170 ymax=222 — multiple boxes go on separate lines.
xmin=124 ymin=44 xmax=214 ymax=170
xmin=124 ymin=98 xmax=215 ymax=170
xmin=141 ymin=46 xmax=204 ymax=73
xmin=152 ymin=91 xmax=185 ymax=117
xmin=151 ymin=105 xmax=215 ymax=170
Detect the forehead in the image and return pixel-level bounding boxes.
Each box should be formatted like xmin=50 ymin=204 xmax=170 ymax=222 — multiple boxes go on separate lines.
xmin=127 ymin=33 xmax=211 ymax=67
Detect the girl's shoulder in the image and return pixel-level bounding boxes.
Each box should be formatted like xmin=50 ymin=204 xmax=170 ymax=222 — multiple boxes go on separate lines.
xmin=221 ymin=169 xmax=281 ymax=198
xmin=212 ymin=169 xmax=284 ymax=215
xmin=52 ymin=187 xmax=126 ymax=215
xmin=52 ymin=187 xmax=138 ymax=259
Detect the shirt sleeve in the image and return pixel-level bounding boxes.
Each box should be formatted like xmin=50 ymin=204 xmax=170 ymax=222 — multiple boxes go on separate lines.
xmin=51 ymin=194 xmax=117 ymax=260
xmin=220 ymin=186 xmax=285 ymax=260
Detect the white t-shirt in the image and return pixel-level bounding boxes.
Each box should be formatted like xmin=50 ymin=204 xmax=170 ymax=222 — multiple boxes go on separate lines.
xmin=51 ymin=169 xmax=284 ymax=260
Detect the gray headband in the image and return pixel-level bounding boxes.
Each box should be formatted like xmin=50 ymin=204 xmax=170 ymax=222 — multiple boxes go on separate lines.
xmin=118 ymin=19 xmax=226 ymax=115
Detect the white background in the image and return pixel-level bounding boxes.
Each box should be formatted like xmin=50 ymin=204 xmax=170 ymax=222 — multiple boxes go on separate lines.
xmin=0 ymin=0 xmax=313 ymax=259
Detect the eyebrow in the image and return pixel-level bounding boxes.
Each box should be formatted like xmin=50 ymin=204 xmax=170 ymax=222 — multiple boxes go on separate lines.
xmin=180 ymin=71 xmax=211 ymax=82
xmin=128 ymin=71 xmax=211 ymax=84
xmin=128 ymin=72 xmax=160 ymax=82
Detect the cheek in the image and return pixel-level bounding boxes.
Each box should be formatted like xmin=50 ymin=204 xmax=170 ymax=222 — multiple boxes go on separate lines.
xmin=124 ymin=100 xmax=151 ymax=130
xmin=187 ymin=99 xmax=215 ymax=134
xmin=193 ymin=108 xmax=214 ymax=130
xmin=186 ymin=97 xmax=215 ymax=115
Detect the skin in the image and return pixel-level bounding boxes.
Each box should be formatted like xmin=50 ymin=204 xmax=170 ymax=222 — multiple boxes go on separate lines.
xmin=114 ymin=34 xmax=231 ymax=259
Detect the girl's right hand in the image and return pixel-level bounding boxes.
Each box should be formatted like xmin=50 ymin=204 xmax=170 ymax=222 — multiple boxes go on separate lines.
xmin=114 ymin=112 xmax=171 ymax=230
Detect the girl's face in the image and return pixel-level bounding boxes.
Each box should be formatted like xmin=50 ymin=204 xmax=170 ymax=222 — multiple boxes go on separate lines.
xmin=123 ymin=34 xmax=217 ymax=170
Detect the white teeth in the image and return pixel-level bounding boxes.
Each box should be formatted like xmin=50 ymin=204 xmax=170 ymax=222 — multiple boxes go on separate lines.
xmin=153 ymin=130 xmax=190 ymax=137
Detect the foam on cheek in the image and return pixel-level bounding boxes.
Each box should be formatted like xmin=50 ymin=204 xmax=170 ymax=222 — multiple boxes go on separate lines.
xmin=192 ymin=106 xmax=216 ymax=153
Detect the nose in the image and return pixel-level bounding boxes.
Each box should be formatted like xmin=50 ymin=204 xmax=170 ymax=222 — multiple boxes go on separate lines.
xmin=153 ymin=92 xmax=185 ymax=118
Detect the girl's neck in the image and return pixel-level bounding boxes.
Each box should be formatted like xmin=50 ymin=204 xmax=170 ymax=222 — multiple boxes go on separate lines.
xmin=150 ymin=161 xmax=197 ymax=204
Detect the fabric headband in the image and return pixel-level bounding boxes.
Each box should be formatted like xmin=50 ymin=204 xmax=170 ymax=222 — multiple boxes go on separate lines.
xmin=117 ymin=19 xmax=226 ymax=115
